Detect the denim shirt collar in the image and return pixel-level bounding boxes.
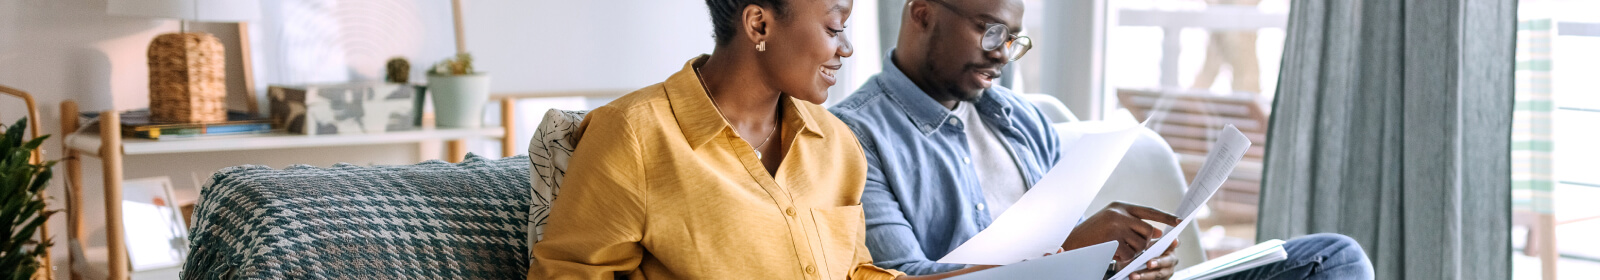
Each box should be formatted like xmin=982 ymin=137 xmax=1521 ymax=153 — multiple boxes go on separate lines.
xmin=878 ymin=50 xmax=1015 ymax=136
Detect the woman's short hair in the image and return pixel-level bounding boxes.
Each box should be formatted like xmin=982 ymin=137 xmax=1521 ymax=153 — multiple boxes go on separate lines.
xmin=706 ymin=0 xmax=789 ymax=46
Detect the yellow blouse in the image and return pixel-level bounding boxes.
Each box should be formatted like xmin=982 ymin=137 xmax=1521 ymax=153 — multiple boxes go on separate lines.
xmin=530 ymin=56 xmax=903 ymax=280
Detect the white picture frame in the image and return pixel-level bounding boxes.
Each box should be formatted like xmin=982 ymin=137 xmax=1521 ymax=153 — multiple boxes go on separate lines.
xmin=121 ymin=176 xmax=189 ymax=272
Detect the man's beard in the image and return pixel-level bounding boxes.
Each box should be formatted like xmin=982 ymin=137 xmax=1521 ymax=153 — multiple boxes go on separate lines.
xmin=920 ymin=50 xmax=987 ymax=102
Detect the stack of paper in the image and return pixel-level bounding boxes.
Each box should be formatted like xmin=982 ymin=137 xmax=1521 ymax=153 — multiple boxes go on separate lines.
xmin=935 ymin=123 xmax=1257 ymax=279
xmin=945 ymin=241 xmax=1121 ymax=280
xmin=936 ymin=123 xmax=1144 ymax=265
xmin=1108 ymin=124 xmax=1253 ymax=280
xmin=1171 ymin=239 xmax=1288 ymax=280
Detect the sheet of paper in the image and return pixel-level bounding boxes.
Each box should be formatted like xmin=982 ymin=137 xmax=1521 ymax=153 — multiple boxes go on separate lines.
xmin=947 ymin=241 xmax=1120 ymax=280
xmin=937 ymin=123 xmax=1142 ymax=265
xmin=1112 ymin=124 xmax=1253 ymax=280
xmin=1108 ymin=218 xmax=1196 ymax=280
xmin=1174 ymin=124 xmax=1252 ymax=220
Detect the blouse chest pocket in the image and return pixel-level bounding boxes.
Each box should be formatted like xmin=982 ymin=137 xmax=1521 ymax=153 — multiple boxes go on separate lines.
xmin=809 ymin=204 xmax=864 ymax=280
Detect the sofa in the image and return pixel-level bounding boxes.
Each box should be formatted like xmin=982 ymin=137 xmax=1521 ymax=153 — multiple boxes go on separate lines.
xmin=185 ymin=101 xmax=1205 ymax=278
xmin=184 ymin=156 xmax=533 ymax=279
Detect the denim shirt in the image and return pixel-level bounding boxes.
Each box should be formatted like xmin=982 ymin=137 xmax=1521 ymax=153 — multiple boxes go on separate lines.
xmin=829 ymin=51 xmax=1062 ymax=275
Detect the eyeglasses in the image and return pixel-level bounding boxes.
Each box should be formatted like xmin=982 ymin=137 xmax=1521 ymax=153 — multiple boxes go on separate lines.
xmin=923 ymin=0 xmax=1033 ymax=62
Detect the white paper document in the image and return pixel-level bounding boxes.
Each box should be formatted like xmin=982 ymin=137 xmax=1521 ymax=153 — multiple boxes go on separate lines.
xmin=936 ymin=123 xmax=1143 ymax=265
xmin=946 ymin=241 xmax=1120 ymax=280
xmin=1110 ymin=124 xmax=1253 ymax=280
xmin=1173 ymin=124 xmax=1253 ymax=220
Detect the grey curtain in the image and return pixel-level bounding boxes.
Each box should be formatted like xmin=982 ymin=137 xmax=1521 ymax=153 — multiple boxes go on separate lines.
xmin=1257 ymin=0 xmax=1515 ymax=279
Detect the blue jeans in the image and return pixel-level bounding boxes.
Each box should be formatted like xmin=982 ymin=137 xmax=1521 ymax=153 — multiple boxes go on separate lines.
xmin=1214 ymin=233 xmax=1375 ymax=280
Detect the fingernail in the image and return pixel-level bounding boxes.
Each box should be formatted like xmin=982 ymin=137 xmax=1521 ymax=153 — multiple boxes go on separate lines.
xmin=1131 ymin=275 xmax=1140 ymax=280
xmin=1149 ymin=261 xmax=1157 ymax=266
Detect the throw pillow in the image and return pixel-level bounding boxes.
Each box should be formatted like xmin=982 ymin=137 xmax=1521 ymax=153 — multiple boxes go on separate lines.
xmin=527 ymin=109 xmax=588 ymax=256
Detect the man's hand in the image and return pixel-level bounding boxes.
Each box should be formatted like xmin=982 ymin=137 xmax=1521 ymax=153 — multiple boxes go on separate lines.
xmin=1126 ymin=240 xmax=1180 ymax=280
xmin=1062 ymin=201 xmax=1181 ymax=262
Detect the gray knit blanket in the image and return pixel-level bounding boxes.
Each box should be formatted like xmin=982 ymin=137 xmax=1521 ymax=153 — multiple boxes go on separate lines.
xmin=184 ymin=155 xmax=531 ymax=279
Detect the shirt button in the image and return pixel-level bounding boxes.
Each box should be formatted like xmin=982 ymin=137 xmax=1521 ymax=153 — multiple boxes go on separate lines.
xmin=786 ymin=207 xmax=797 ymax=217
xmin=963 ymin=157 xmax=971 ymax=164
xmin=805 ymin=265 xmax=817 ymax=274
xmin=977 ymin=203 xmax=986 ymax=211
xmin=949 ymin=117 xmax=960 ymax=126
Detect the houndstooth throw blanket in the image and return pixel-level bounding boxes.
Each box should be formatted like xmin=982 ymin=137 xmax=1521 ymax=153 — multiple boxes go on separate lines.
xmin=184 ymin=154 xmax=532 ymax=279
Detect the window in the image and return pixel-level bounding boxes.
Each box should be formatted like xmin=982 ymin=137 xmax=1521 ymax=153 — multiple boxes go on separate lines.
xmin=1512 ymin=0 xmax=1600 ymax=278
xmin=1100 ymin=0 xmax=1289 ymax=258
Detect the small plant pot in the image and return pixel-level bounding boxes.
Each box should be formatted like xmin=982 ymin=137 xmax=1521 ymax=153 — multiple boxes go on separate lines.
xmin=427 ymin=73 xmax=490 ymax=128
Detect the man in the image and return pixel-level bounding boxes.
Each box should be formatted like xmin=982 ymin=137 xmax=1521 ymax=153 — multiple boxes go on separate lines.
xmin=829 ymin=0 xmax=1376 ymax=279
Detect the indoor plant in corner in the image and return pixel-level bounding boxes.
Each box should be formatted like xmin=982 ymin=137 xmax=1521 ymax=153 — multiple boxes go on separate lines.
xmin=427 ymin=53 xmax=491 ymax=128
xmin=1 ymin=117 xmax=57 ymax=280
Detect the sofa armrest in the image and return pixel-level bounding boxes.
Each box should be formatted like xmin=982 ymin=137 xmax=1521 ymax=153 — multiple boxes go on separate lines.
xmin=184 ymin=155 xmax=533 ymax=279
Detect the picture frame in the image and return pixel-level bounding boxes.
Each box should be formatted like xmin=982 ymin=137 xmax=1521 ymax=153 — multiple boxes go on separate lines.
xmin=121 ymin=176 xmax=189 ymax=272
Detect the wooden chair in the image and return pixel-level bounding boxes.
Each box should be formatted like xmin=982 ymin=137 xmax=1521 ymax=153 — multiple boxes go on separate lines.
xmin=1116 ymin=88 xmax=1269 ymax=226
xmin=1 ymin=85 xmax=57 ymax=280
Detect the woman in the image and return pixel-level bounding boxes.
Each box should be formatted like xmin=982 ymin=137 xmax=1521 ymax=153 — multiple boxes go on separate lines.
xmin=529 ymin=0 xmax=995 ymax=279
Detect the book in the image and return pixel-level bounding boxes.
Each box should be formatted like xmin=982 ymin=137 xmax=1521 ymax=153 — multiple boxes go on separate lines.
xmin=1171 ymin=239 xmax=1288 ymax=280
xmin=82 ymin=110 xmax=276 ymax=140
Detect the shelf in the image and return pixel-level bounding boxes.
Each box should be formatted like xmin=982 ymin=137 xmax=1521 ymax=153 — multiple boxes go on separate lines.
xmin=66 ymin=127 xmax=504 ymax=156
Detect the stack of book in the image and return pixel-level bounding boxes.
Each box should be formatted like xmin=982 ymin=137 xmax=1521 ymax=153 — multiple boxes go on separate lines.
xmin=84 ymin=110 xmax=274 ymax=140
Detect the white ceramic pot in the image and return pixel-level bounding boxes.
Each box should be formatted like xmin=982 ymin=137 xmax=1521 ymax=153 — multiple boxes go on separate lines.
xmin=427 ymin=73 xmax=490 ymax=128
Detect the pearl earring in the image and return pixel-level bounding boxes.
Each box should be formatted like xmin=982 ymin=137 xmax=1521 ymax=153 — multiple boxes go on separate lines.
xmin=757 ymin=41 xmax=767 ymax=52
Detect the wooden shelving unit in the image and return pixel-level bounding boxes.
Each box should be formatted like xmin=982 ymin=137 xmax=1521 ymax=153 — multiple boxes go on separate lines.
xmin=58 ymin=98 xmax=519 ymax=279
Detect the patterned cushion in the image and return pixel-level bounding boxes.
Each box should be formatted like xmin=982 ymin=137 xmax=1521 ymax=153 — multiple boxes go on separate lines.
xmin=526 ymin=109 xmax=588 ymax=253
xmin=184 ymin=155 xmax=532 ymax=279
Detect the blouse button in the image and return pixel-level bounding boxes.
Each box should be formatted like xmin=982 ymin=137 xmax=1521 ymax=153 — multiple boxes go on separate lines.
xmin=786 ymin=207 xmax=797 ymax=217
xmin=949 ymin=117 xmax=960 ymax=126
xmin=977 ymin=203 xmax=987 ymax=211
xmin=805 ymin=265 xmax=817 ymax=274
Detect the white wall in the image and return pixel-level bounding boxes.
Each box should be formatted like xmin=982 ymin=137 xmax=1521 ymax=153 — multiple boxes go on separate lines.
xmin=463 ymin=0 xmax=716 ymax=94
xmin=464 ymin=0 xmax=879 ymax=148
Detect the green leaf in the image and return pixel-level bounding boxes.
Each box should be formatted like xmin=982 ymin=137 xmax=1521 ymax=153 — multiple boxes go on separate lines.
xmin=20 ymin=135 xmax=47 ymax=151
xmin=0 ymin=117 xmax=53 ymax=276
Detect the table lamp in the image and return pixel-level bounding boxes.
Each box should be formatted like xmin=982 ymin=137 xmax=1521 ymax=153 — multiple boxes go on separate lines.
xmin=108 ymin=0 xmax=260 ymax=123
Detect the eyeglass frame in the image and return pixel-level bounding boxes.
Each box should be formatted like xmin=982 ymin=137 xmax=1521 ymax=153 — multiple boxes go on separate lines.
xmin=921 ymin=0 xmax=1033 ymax=62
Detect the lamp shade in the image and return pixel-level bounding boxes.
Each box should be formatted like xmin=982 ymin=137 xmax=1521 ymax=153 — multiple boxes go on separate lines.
xmin=107 ymin=0 xmax=260 ymax=22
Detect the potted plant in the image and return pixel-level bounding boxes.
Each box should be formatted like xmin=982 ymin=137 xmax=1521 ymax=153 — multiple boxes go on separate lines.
xmin=1 ymin=118 xmax=57 ymax=280
xmin=427 ymin=53 xmax=491 ymax=128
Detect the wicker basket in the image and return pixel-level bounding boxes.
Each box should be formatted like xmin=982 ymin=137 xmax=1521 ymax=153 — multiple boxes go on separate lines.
xmin=147 ymin=32 xmax=227 ymax=123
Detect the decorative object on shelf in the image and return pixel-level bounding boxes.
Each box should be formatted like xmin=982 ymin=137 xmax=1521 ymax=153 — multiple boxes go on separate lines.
xmin=148 ymin=32 xmax=227 ymax=123
xmin=108 ymin=0 xmax=263 ymax=123
xmin=387 ymin=57 xmax=411 ymax=84
xmin=80 ymin=110 xmax=273 ymax=140
xmin=119 ymin=177 xmax=189 ymax=272
xmin=0 ymin=117 xmax=58 ymax=280
xmin=269 ymin=83 xmax=421 ymax=135
xmin=427 ymin=53 xmax=490 ymax=128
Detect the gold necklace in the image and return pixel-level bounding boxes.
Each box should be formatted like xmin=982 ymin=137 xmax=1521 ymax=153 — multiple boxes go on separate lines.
xmin=695 ymin=66 xmax=780 ymax=159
